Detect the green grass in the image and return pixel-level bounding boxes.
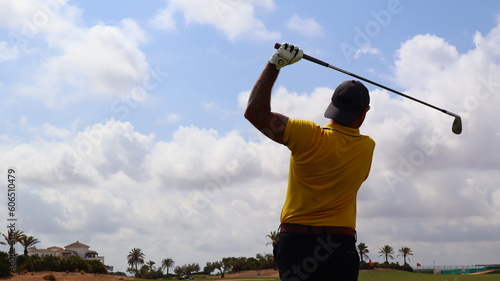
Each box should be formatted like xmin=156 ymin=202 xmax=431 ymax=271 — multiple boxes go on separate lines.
xmin=359 ymin=270 xmax=500 ymax=281
xmin=206 ymin=276 xmax=280 ymax=281
xmin=134 ymin=271 xmax=500 ymax=281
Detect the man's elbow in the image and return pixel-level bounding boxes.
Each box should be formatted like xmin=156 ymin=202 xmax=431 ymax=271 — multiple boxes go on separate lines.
xmin=244 ymin=109 xmax=266 ymax=131
xmin=244 ymin=107 xmax=255 ymax=123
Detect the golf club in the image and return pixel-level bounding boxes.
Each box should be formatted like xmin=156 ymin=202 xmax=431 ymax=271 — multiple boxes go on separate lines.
xmin=274 ymin=43 xmax=462 ymax=135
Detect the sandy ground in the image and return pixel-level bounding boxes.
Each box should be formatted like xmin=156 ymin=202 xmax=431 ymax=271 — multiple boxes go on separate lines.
xmin=0 ymin=269 xmax=280 ymax=281
xmin=0 ymin=271 xmax=136 ymax=281
xmin=224 ymin=269 xmax=279 ymax=279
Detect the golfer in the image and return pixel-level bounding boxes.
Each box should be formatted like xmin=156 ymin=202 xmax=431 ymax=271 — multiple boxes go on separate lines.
xmin=244 ymin=43 xmax=375 ymax=281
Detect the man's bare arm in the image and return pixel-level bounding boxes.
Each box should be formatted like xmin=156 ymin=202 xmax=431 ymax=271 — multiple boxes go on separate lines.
xmin=244 ymin=63 xmax=289 ymax=144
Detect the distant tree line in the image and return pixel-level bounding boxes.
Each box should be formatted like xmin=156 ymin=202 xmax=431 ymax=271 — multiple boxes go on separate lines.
xmin=126 ymin=248 xmax=175 ymax=279
xmin=357 ymin=242 xmax=414 ymax=272
xmin=204 ymin=254 xmax=276 ymax=277
xmin=265 ymin=231 xmax=415 ymax=272
xmin=126 ymin=247 xmax=275 ymax=279
xmin=16 ymin=254 xmax=107 ymax=273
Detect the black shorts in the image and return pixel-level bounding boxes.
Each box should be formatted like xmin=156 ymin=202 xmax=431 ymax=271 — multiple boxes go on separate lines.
xmin=273 ymin=231 xmax=359 ymax=281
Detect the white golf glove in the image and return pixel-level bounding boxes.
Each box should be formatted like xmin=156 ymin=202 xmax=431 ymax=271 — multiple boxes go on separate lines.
xmin=269 ymin=43 xmax=303 ymax=70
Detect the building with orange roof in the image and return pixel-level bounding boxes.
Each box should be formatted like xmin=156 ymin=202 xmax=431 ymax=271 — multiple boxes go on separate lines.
xmin=28 ymin=241 xmax=104 ymax=263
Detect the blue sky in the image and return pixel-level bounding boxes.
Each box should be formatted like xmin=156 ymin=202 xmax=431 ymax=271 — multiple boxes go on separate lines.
xmin=1 ymin=0 xmax=500 ymax=274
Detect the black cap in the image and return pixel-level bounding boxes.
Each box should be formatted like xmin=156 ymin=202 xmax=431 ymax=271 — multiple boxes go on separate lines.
xmin=324 ymin=80 xmax=370 ymax=125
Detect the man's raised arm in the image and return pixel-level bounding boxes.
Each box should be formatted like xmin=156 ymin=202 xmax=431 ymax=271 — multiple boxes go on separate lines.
xmin=244 ymin=43 xmax=303 ymax=144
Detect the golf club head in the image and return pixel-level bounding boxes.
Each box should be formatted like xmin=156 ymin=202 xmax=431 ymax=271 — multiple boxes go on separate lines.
xmin=452 ymin=116 xmax=462 ymax=135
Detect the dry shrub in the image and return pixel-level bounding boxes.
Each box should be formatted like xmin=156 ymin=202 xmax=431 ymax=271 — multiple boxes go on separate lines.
xmin=43 ymin=273 xmax=56 ymax=280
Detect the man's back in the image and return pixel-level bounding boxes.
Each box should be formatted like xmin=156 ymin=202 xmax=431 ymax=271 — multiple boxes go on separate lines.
xmin=281 ymin=119 xmax=375 ymax=229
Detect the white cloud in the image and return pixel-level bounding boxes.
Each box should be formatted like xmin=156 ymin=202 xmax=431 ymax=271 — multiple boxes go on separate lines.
xmin=164 ymin=112 xmax=182 ymax=124
xmin=149 ymin=3 xmax=177 ymax=32
xmin=354 ymin=45 xmax=382 ymax=59
xmin=287 ymin=15 xmax=324 ymax=37
xmin=43 ymin=123 xmax=71 ymax=139
xmin=0 ymin=0 xmax=68 ymax=28
xmin=152 ymin=0 xmax=279 ymax=41
xmin=22 ymin=18 xmax=148 ymax=107
xmin=0 ymin=0 xmax=81 ymax=46
xmin=202 ymin=101 xmax=219 ymax=112
xmin=0 ymin=41 xmax=19 ymax=61
xmin=395 ymin=34 xmax=459 ymax=90
xmin=0 ymin=1 xmax=150 ymax=108
xmin=202 ymin=100 xmax=240 ymax=117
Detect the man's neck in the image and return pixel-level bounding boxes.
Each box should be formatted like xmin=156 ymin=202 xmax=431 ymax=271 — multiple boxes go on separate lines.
xmin=330 ymin=119 xmax=360 ymax=129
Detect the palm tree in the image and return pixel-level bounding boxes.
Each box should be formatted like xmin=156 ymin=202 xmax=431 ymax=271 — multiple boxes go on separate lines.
xmin=266 ymin=231 xmax=279 ymax=247
xmin=378 ymin=245 xmax=394 ymax=263
xmin=397 ymin=246 xmax=413 ymax=265
xmin=357 ymin=242 xmax=370 ymax=262
xmin=2 ymin=229 xmax=26 ymax=255
xmin=146 ymin=260 xmax=156 ymax=272
xmin=19 ymin=235 xmax=41 ymax=256
xmin=127 ymin=248 xmax=145 ymax=271
xmin=161 ymin=258 xmax=175 ymax=276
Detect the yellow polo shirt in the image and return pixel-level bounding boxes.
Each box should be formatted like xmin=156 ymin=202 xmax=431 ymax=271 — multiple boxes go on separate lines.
xmin=281 ymin=118 xmax=375 ymax=229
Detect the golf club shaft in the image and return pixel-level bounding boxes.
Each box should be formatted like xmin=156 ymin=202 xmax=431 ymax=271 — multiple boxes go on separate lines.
xmin=274 ymin=43 xmax=460 ymax=119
